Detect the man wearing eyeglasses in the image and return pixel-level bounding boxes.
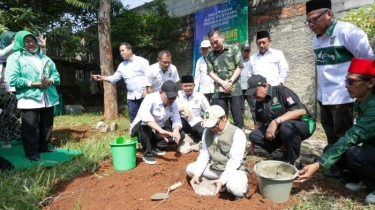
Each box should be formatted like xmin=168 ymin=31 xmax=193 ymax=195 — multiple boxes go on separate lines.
xmin=296 ymin=58 xmax=375 ymax=204
xmin=186 ymin=105 xmax=249 ymax=199
xmin=305 ymin=0 xmax=374 ymax=178
xmin=145 ymin=50 xmax=180 ymax=94
xmin=245 ymin=75 xmax=316 ymax=170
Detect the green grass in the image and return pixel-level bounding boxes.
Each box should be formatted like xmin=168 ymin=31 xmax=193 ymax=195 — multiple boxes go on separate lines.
xmin=0 ymin=113 xmax=129 ymax=209
xmin=1 ymin=113 xmax=374 ymax=209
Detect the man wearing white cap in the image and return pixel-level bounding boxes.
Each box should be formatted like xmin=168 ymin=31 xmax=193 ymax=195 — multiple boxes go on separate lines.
xmin=186 ymin=105 xmax=249 ymax=198
xmin=194 ymin=40 xmax=214 ymax=103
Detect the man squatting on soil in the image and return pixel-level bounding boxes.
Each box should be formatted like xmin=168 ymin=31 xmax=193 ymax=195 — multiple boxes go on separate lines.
xmin=296 ymin=58 xmax=375 ymax=204
xmin=130 ymin=80 xmax=185 ymax=165
xmin=305 ymin=0 xmax=374 ymax=178
xmin=186 ymin=105 xmax=249 ymax=198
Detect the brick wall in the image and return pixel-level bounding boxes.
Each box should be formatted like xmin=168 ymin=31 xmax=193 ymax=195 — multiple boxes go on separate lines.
xmin=145 ymin=0 xmax=375 ymax=117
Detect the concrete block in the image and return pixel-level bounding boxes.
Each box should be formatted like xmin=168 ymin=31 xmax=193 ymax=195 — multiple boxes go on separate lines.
xmin=65 ymin=105 xmax=83 ymax=115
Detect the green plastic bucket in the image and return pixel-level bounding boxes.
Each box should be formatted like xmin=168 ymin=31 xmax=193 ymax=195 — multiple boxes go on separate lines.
xmin=109 ymin=138 xmax=137 ymax=171
xmin=253 ymin=160 xmax=298 ymax=203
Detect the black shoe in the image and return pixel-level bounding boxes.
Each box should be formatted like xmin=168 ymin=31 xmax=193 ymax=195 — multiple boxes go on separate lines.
xmin=324 ymin=166 xmax=342 ymax=179
xmin=40 ymin=147 xmax=56 ymax=152
xmin=273 ymin=151 xmax=288 ymax=162
xmin=28 ymin=155 xmax=40 ymax=161
xmin=293 ymin=161 xmax=303 ymax=170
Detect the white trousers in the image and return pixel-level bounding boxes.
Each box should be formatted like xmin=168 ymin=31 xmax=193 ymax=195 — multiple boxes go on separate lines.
xmin=186 ymin=162 xmax=249 ymax=198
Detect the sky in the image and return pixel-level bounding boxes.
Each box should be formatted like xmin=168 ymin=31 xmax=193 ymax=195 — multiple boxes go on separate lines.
xmin=121 ymin=0 xmax=154 ymax=9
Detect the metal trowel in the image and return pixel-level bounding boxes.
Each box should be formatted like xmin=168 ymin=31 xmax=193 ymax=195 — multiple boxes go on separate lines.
xmin=151 ymin=182 xmax=182 ymax=201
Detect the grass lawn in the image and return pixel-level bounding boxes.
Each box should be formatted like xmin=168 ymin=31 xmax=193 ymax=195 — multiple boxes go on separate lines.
xmin=0 ymin=113 xmax=373 ymax=209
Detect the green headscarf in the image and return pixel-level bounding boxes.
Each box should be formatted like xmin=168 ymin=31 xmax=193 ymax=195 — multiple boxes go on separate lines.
xmin=13 ymin=30 xmax=39 ymax=53
xmin=0 ymin=31 xmax=16 ymax=49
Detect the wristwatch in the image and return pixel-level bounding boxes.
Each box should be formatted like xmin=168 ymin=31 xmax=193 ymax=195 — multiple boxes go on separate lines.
xmin=275 ymin=117 xmax=282 ymax=125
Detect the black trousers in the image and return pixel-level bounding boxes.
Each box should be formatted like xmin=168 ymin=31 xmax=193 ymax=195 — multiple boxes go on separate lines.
xmin=0 ymin=156 xmax=14 ymax=171
xmin=21 ymin=107 xmax=54 ymax=157
xmin=249 ymin=120 xmax=312 ymax=163
xmin=131 ymin=122 xmax=185 ymax=158
xmin=180 ymin=117 xmax=204 ymax=143
xmin=212 ymin=95 xmax=243 ymax=129
xmin=242 ymin=90 xmax=255 ymax=125
xmin=203 ymin=93 xmax=213 ymax=105
xmin=325 ymin=145 xmax=375 ymax=192
xmin=319 ymin=101 xmax=353 ymax=144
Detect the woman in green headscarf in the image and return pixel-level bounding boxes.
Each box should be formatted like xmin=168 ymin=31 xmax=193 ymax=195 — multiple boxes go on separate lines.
xmin=5 ymin=30 xmax=60 ymax=161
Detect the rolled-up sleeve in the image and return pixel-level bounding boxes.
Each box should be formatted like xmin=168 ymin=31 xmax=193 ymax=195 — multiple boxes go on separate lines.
xmin=170 ymin=102 xmax=182 ymax=129
xmin=194 ymin=129 xmax=210 ymax=176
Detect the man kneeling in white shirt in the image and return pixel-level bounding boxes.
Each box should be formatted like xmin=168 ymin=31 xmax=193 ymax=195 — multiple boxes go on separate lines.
xmin=177 ymin=75 xmax=210 ymax=144
xmin=130 ymin=81 xmax=185 ymax=165
xmin=186 ymin=105 xmax=249 ymax=198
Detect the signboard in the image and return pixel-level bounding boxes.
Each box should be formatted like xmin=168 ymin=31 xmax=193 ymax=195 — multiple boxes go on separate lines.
xmin=192 ymin=0 xmax=248 ymax=75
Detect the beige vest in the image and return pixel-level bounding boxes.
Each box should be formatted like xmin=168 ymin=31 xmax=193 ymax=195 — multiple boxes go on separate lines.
xmin=205 ymin=123 xmax=247 ymax=171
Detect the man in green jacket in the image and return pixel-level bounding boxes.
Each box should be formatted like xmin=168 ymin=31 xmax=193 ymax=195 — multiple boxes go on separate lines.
xmin=296 ymin=58 xmax=375 ymax=204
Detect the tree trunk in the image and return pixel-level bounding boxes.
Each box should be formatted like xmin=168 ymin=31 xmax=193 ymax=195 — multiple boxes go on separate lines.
xmin=98 ymin=0 xmax=118 ymax=120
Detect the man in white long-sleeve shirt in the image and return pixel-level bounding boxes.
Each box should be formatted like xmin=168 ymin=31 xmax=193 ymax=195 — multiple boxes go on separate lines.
xmin=249 ymin=30 xmax=289 ymax=86
xmin=194 ymin=40 xmax=214 ymax=103
xmin=186 ymin=105 xmax=249 ymax=198
xmin=92 ymin=42 xmax=149 ymax=123
xmin=130 ymin=81 xmax=185 ymax=165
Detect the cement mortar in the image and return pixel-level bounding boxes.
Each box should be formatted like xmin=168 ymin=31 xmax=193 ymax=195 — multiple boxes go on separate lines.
xmin=259 ymin=165 xmax=295 ymax=179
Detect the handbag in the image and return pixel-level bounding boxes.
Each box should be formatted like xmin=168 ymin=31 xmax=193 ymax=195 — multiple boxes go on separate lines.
xmin=0 ymin=65 xmax=8 ymax=105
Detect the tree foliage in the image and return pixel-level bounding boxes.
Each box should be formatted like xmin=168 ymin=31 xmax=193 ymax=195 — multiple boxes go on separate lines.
xmin=0 ymin=0 xmax=181 ymax=63
xmin=340 ymin=4 xmax=375 ymax=49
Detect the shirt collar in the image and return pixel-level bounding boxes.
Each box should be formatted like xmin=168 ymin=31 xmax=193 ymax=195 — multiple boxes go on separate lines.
xmin=324 ymin=19 xmax=337 ymax=36
xmin=356 ymin=92 xmax=375 ymax=113
xmin=213 ymin=43 xmax=229 ymax=55
xmin=257 ymin=48 xmax=274 ymax=57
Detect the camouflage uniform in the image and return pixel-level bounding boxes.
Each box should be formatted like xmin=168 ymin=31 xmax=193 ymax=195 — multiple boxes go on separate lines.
xmin=206 ymin=43 xmax=244 ymax=98
xmin=206 ymin=43 xmax=244 ymax=129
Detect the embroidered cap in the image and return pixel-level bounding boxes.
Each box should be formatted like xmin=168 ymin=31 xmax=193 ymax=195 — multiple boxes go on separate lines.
xmin=200 ymin=40 xmax=211 ymax=48
xmin=161 ymin=80 xmax=178 ymax=98
xmin=306 ymin=0 xmax=331 ymax=14
xmin=348 ymin=58 xmax=375 ymax=76
xmin=244 ymin=75 xmax=267 ymax=95
xmin=202 ymin=105 xmax=225 ymax=128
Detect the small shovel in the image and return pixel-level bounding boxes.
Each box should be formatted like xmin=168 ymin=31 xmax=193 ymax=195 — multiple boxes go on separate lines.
xmin=151 ymin=182 xmax=182 ymax=201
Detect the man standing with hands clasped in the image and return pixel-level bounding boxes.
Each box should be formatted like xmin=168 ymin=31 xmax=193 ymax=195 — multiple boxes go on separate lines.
xmin=206 ymin=29 xmax=244 ymax=129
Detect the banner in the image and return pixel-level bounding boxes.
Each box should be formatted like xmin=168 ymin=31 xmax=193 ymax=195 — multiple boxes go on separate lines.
xmin=192 ymin=0 xmax=248 ymax=75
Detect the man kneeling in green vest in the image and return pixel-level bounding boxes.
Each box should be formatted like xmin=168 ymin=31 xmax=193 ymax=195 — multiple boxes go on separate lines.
xmin=186 ymin=105 xmax=249 ymax=198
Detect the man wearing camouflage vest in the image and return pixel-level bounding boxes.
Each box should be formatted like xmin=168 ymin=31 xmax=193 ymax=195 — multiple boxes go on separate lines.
xmin=206 ymin=28 xmax=244 ymax=129
xmin=186 ymin=105 xmax=249 ymax=199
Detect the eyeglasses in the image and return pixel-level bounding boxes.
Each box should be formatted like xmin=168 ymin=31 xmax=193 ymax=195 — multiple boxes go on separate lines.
xmin=212 ymin=117 xmax=222 ymax=129
xmin=159 ymin=61 xmax=172 ymax=65
xmin=345 ymin=78 xmax=364 ymax=86
xmin=24 ymin=39 xmax=36 ymax=45
xmin=304 ymin=10 xmax=329 ymax=25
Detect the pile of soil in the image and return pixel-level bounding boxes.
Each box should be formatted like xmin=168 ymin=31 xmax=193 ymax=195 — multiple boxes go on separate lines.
xmin=43 ymin=126 xmax=368 ymax=209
